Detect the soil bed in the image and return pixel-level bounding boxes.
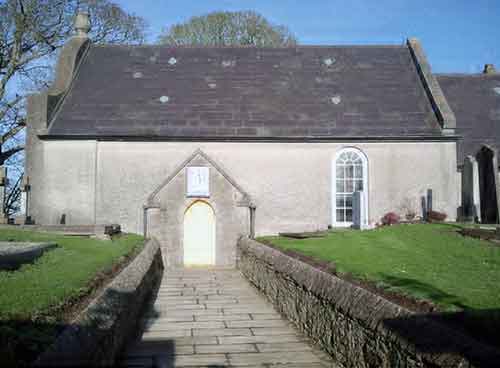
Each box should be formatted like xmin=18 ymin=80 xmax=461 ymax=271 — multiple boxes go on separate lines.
xmin=459 ymin=227 xmax=500 ymax=245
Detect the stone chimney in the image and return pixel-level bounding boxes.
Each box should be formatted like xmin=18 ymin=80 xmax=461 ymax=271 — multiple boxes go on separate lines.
xmin=74 ymin=12 xmax=91 ymax=38
xmin=483 ymin=64 xmax=496 ymax=74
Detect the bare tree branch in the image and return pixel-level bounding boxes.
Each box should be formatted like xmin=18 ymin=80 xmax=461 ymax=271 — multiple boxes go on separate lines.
xmin=0 ymin=0 xmax=147 ymax=215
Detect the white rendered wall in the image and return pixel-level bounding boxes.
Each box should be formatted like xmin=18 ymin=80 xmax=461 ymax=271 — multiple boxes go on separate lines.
xmin=37 ymin=140 xmax=458 ymax=235
xmin=39 ymin=141 xmax=96 ymax=225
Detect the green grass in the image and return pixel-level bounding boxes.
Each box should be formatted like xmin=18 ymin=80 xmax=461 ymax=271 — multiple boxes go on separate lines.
xmin=0 ymin=228 xmax=144 ymax=320
xmin=259 ymin=224 xmax=500 ymax=311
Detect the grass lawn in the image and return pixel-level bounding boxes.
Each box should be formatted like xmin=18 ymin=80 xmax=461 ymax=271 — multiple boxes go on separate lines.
xmin=259 ymin=223 xmax=500 ymax=311
xmin=0 ymin=228 xmax=144 ymax=320
xmin=0 ymin=227 xmax=144 ymax=366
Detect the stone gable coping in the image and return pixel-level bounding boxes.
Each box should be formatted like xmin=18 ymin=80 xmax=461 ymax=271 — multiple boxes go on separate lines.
xmin=238 ymin=237 xmax=500 ymax=367
xmin=144 ymin=148 xmax=252 ymax=208
xmin=407 ymin=38 xmax=457 ymax=134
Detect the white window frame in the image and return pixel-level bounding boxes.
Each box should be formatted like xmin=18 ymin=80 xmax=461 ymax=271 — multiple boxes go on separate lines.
xmin=332 ymin=147 xmax=369 ymax=227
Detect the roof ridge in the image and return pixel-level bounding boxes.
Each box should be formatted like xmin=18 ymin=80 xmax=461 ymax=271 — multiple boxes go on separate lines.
xmin=90 ymin=43 xmax=405 ymax=49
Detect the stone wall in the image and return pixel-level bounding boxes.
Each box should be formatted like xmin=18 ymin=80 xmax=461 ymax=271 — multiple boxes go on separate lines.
xmin=31 ymin=140 xmax=97 ymax=225
xmin=34 ymin=238 xmax=163 ymax=367
xmin=24 ymin=35 xmax=89 ymax=226
xmin=238 ymin=237 xmax=500 ymax=368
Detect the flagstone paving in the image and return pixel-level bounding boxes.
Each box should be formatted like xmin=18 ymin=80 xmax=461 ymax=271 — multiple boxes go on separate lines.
xmin=121 ymin=268 xmax=338 ymax=367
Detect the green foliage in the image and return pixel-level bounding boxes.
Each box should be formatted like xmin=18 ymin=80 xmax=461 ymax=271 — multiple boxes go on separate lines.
xmin=159 ymin=10 xmax=297 ymax=47
xmin=259 ymin=224 xmax=500 ymax=310
xmin=0 ymin=228 xmax=144 ymax=320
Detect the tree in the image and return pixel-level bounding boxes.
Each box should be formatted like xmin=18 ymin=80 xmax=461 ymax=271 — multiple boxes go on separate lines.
xmin=159 ymin=10 xmax=297 ymax=47
xmin=0 ymin=0 xmax=147 ymax=215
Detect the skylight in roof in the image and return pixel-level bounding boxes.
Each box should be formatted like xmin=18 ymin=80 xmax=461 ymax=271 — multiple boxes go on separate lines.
xmin=494 ymin=87 xmax=500 ymax=96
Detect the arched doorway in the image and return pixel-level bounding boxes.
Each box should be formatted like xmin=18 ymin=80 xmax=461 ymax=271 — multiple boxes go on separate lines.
xmin=183 ymin=201 xmax=216 ymax=266
xmin=476 ymin=146 xmax=499 ymax=224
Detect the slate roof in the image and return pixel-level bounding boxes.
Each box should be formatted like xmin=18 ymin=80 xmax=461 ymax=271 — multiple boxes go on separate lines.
xmin=47 ymin=44 xmax=444 ymax=139
xmin=438 ymin=74 xmax=500 ymax=162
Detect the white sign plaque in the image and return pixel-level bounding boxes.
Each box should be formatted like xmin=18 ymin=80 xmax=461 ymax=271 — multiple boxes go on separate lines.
xmin=186 ymin=167 xmax=210 ymax=197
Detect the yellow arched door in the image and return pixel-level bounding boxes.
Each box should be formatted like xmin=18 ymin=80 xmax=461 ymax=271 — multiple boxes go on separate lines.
xmin=183 ymin=201 xmax=216 ymax=266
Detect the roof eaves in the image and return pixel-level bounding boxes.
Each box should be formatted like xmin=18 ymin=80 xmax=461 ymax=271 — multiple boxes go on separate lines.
xmin=37 ymin=134 xmax=461 ymax=142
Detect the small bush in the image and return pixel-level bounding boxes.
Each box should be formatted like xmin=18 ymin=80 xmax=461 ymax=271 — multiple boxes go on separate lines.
xmin=381 ymin=212 xmax=400 ymax=226
xmin=427 ymin=210 xmax=447 ymax=222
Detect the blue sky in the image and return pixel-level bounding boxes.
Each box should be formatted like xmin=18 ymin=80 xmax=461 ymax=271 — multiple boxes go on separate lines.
xmin=116 ymin=0 xmax=500 ymax=73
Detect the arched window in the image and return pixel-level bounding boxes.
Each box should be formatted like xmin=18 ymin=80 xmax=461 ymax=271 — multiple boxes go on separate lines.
xmin=333 ymin=148 xmax=368 ymax=226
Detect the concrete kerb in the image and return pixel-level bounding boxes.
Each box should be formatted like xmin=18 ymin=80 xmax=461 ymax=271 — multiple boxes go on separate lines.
xmin=34 ymin=238 xmax=164 ymax=367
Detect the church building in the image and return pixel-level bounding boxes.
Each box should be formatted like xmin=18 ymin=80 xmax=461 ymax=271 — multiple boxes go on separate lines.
xmin=23 ymin=14 xmax=500 ymax=267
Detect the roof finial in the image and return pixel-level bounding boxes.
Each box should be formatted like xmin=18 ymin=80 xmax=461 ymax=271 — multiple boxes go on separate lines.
xmin=74 ymin=12 xmax=90 ymax=38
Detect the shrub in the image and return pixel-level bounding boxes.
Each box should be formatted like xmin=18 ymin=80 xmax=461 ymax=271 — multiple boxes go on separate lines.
xmin=427 ymin=210 xmax=447 ymax=222
xmin=381 ymin=212 xmax=400 ymax=226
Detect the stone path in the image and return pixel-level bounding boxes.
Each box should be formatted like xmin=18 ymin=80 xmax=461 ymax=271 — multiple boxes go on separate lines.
xmin=121 ymin=268 xmax=337 ymax=367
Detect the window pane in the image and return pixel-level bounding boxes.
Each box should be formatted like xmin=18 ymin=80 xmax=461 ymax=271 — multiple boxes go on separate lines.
xmin=336 ymin=195 xmax=344 ymax=208
xmin=336 ymin=166 xmax=345 ymax=179
xmin=346 ymin=165 xmax=354 ymax=178
xmin=335 ymin=149 xmax=366 ymax=224
xmin=354 ymin=165 xmax=363 ymax=179
xmin=345 ymin=179 xmax=354 ymax=192
xmin=345 ymin=195 xmax=352 ymax=208
xmin=336 ymin=180 xmax=344 ymax=192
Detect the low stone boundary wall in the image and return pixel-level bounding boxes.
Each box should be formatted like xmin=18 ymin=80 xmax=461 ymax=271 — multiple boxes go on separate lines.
xmin=35 ymin=238 xmax=164 ymax=367
xmin=238 ymin=237 xmax=500 ymax=368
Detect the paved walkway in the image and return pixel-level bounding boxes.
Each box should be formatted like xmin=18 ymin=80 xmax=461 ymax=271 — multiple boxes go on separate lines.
xmin=121 ymin=268 xmax=337 ymax=367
